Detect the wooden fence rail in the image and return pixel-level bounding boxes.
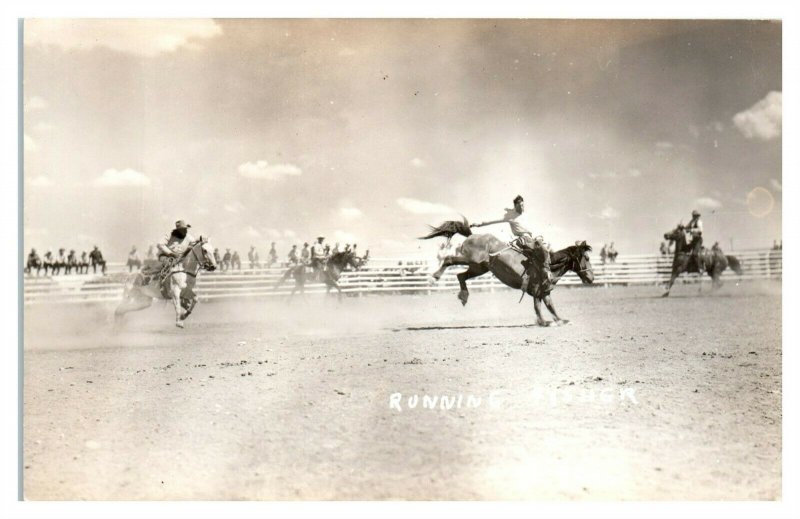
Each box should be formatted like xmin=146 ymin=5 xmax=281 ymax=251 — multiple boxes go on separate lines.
xmin=22 ymin=249 xmax=782 ymax=305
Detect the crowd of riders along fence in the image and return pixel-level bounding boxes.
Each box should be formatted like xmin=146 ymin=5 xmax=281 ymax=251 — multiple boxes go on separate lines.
xmin=22 ymin=248 xmax=782 ymax=306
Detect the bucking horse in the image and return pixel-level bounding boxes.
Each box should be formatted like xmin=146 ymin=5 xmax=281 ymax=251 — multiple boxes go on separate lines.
xmin=662 ymin=224 xmax=742 ymax=297
xmin=114 ymin=237 xmax=217 ymax=328
xmin=274 ymin=251 xmax=363 ymax=301
xmin=422 ymin=218 xmax=594 ymax=326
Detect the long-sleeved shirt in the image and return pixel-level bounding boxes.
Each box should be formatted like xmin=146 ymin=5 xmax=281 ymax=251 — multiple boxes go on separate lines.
xmin=479 ymin=208 xmax=532 ymax=237
xmin=686 ymin=217 xmax=703 ymax=234
xmin=158 ymin=231 xmax=196 ymax=256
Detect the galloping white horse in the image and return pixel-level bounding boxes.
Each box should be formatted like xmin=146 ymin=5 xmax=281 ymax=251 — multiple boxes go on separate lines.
xmin=114 ymin=237 xmax=217 ymax=328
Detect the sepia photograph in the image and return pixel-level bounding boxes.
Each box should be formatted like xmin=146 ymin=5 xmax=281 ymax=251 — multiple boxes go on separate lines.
xmin=19 ymin=16 xmax=784 ymax=504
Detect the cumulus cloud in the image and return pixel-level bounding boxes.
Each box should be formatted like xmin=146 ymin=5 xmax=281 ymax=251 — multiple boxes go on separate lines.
xmin=396 ymin=197 xmax=455 ymax=215
xmin=244 ymin=226 xmax=261 ymax=238
xmin=24 ymin=96 xmax=48 ymax=112
xmin=695 ymin=197 xmax=722 ymax=209
xmin=28 ymin=175 xmax=53 ymax=187
xmin=25 ymin=19 xmax=223 ymax=58
xmin=733 ymin=91 xmax=782 ymax=141
xmin=410 ymin=158 xmax=426 ymax=168
xmin=238 ymin=160 xmax=302 ymax=180
xmin=340 ymin=207 xmax=363 ymax=219
xmin=24 ymin=134 xmax=37 ymax=152
xmin=94 ymin=168 xmax=151 ymax=187
xmin=591 ymin=205 xmax=620 ymax=220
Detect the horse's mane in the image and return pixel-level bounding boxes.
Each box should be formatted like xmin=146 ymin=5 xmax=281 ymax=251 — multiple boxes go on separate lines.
xmin=552 ymin=244 xmax=591 ymax=259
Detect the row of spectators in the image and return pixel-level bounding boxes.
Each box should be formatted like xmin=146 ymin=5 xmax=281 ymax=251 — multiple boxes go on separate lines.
xmin=25 ymin=247 xmax=106 ymax=276
xmin=127 ymin=240 xmax=370 ymax=273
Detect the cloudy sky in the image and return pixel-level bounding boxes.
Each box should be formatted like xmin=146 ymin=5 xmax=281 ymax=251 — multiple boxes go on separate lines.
xmin=23 ymin=19 xmax=781 ymax=260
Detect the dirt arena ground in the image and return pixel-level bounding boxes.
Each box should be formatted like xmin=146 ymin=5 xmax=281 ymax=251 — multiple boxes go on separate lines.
xmin=23 ymin=281 xmax=782 ymax=500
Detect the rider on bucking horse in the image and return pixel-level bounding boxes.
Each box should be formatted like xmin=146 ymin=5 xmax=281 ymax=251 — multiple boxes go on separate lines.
xmin=470 ymin=195 xmax=553 ymax=295
xmin=142 ymin=219 xmax=196 ymax=284
xmin=686 ymin=209 xmax=704 ymax=271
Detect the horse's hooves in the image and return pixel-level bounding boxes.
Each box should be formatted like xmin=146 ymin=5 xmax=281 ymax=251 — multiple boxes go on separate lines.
xmin=458 ymin=292 xmax=469 ymax=306
xmin=537 ymin=320 xmax=549 ymax=327
xmin=175 ymin=322 xmax=185 ymax=329
xmin=661 ymin=292 xmax=670 ymax=298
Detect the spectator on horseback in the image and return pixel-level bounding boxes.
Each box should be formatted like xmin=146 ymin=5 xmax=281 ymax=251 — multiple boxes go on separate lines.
xmin=222 ymin=249 xmax=232 ymax=271
xmin=310 ymin=236 xmax=327 ymax=275
xmin=231 ymin=251 xmax=242 ymax=270
xmin=600 ymin=244 xmax=608 ymax=265
xmin=686 ymin=210 xmax=704 ymax=271
xmin=301 ymin=242 xmax=310 ymax=264
xmin=89 ymin=245 xmax=107 ymax=274
xmin=288 ymin=244 xmax=299 ymax=265
xmin=213 ymin=248 xmax=222 ymax=267
xmin=470 ymin=195 xmax=552 ymax=295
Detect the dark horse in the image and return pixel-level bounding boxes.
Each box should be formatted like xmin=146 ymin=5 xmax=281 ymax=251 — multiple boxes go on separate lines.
xmin=422 ymin=218 xmax=594 ymax=326
xmin=274 ymin=251 xmax=363 ymax=301
xmin=662 ymin=224 xmax=743 ymax=297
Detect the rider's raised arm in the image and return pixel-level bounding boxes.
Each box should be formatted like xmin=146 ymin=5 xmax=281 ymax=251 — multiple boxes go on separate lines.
xmin=474 ymin=209 xmax=516 ymax=227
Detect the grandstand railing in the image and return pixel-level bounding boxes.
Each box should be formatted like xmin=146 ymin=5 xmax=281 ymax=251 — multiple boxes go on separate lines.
xmin=22 ymin=249 xmax=782 ymax=305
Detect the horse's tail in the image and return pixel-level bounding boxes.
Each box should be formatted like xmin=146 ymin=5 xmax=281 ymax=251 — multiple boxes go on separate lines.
xmin=726 ymin=255 xmax=743 ymax=275
xmin=419 ymin=216 xmax=472 ymax=240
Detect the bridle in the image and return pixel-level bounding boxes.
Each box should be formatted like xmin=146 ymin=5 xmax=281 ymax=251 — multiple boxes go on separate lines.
xmin=166 ymin=241 xmax=214 ymax=279
xmin=571 ymin=250 xmax=593 ymax=276
xmin=189 ymin=242 xmax=215 ymax=273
